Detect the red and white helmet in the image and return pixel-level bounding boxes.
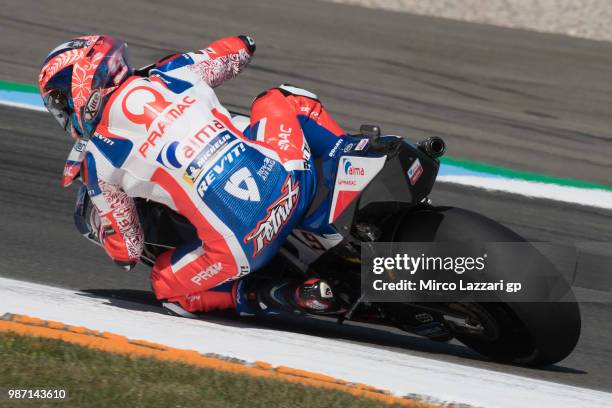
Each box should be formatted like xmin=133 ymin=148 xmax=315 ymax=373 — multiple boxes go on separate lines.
xmin=38 ymin=35 xmax=131 ymax=140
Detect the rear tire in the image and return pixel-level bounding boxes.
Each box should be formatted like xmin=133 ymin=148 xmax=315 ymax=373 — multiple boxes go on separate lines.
xmin=394 ymin=206 xmax=581 ymax=366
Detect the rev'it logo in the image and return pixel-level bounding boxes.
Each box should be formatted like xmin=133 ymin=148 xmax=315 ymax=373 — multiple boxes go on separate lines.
xmin=121 ymin=86 xmax=172 ymax=130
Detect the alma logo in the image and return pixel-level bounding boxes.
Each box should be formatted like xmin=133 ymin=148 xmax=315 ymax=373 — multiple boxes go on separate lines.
xmin=122 ymin=85 xmax=172 ymax=130
xmin=343 ymin=158 xmax=364 ymax=176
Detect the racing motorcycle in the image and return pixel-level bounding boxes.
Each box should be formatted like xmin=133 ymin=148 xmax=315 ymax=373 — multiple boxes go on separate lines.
xmin=74 ymin=118 xmax=581 ymax=367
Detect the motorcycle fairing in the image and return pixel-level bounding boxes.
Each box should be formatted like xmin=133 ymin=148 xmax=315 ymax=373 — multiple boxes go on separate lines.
xmin=328 ymin=155 xmax=386 ymax=223
xmin=287 ymin=139 xmax=387 ymax=264
xmin=300 ymin=135 xmax=386 ymax=232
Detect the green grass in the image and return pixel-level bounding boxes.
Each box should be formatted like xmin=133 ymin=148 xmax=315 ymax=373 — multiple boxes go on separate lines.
xmin=440 ymin=156 xmax=612 ymax=191
xmin=0 ymin=80 xmax=38 ymax=93
xmin=0 ymin=332 xmax=410 ymax=408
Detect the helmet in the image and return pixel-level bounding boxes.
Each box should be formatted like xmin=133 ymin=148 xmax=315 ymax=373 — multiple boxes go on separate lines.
xmin=38 ymin=35 xmax=131 ymax=140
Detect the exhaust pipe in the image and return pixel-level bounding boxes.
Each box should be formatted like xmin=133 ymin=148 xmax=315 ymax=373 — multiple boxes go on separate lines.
xmin=417 ymin=137 xmax=446 ymax=159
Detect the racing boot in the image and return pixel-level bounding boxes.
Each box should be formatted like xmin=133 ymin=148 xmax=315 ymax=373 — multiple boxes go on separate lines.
xmin=235 ymin=277 xmax=345 ymax=317
xmin=294 ymin=278 xmax=340 ymax=314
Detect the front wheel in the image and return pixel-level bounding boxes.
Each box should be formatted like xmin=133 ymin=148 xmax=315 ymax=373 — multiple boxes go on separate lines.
xmin=393 ymin=206 xmax=581 ymax=366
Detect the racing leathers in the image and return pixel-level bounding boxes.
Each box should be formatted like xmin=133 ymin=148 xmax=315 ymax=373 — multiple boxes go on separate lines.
xmin=77 ymin=36 xmax=348 ymax=313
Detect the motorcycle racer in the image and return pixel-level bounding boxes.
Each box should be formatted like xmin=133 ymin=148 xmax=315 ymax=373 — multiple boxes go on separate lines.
xmin=39 ymin=35 xmax=348 ymax=316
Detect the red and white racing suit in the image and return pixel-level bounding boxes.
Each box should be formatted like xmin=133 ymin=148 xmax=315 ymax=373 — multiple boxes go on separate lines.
xmin=75 ymin=36 xmax=347 ymax=313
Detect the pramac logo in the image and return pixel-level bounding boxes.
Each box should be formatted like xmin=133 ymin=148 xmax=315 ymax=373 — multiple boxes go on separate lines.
xmin=120 ymin=84 xmax=196 ymax=157
xmin=121 ymin=86 xmax=172 ymax=130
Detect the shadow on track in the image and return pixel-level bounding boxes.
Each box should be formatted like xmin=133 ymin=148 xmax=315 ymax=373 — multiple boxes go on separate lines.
xmin=78 ymin=288 xmax=586 ymax=376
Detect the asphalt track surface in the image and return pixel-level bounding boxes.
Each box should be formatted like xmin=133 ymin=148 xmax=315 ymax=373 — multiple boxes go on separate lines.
xmin=1 ymin=0 xmax=611 ymax=394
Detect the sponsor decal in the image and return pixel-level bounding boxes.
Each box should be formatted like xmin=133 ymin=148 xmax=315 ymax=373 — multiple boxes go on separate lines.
xmin=256 ymin=157 xmax=276 ymax=181
xmin=191 ymin=262 xmax=223 ymax=286
xmin=181 ymin=119 xmax=227 ymax=160
xmin=121 ymin=85 xmax=196 ymax=157
xmin=343 ymin=158 xmax=365 ymax=176
xmin=196 ymin=143 xmax=246 ymax=196
xmin=224 ymin=167 xmax=260 ymax=202
xmin=93 ymin=133 xmax=114 ymax=145
xmin=181 ymin=130 xmax=234 ymax=183
xmin=69 ymin=39 xmax=93 ymax=49
xmin=137 ymin=93 xmax=195 ymax=156
xmin=91 ymin=133 xmax=133 ymax=168
xmin=44 ymin=37 xmax=93 ymax=56
xmin=112 ymin=64 xmax=128 ymax=85
xmin=330 ymin=155 xmax=386 ymax=223
xmin=223 ymin=265 xmax=250 ymax=283
xmin=62 ymin=141 xmax=88 ymax=186
xmin=328 ymin=139 xmax=344 ymax=157
xmin=407 ymin=158 xmax=423 ymax=185
xmin=243 ymin=35 xmax=256 ymax=48
xmin=343 ymin=143 xmax=354 ymax=153
xmin=74 ymin=140 xmax=87 ymax=152
xmin=244 ymin=175 xmax=300 ymax=256
xmin=336 ymin=157 xmax=365 ymax=186
xmin=156 ymin=141 xmax=182 ymax=169
xmin=123 ymin=86 xmax=172 ymax=129
xmin=238 ymin=265 xmax=250 ymax=278
xmin=303 ymin=143 xmax=311 ymax=160
xmin=107 ymin=52 xmax=128 ymax=86
xmin=83 ymin=89 xmax=101 ymax=122
xmin=63 ymin=163 xmax=80 ymax=179
xmin=302 ymin=143 xmax=312 ymax=170
xmin=355 ymin=138 xmax=369 ymax=151
xmin=277 ymin=124 xmax=292 ymax=151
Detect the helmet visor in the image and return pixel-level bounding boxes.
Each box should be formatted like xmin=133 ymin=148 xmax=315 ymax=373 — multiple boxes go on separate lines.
xmin=42 ymin=65 xmax=73 ymax=131
xmin=43 ymin=88 xmax=71 ymax=130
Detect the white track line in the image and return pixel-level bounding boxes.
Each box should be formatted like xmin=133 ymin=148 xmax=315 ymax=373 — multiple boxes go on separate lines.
xmin=1 ymin=277 xmax=611 ymax=408
xmin=0 ymin=100 xmax=46 ymax=112
xmin=437 ymin=175 xmax=612 ymax=210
